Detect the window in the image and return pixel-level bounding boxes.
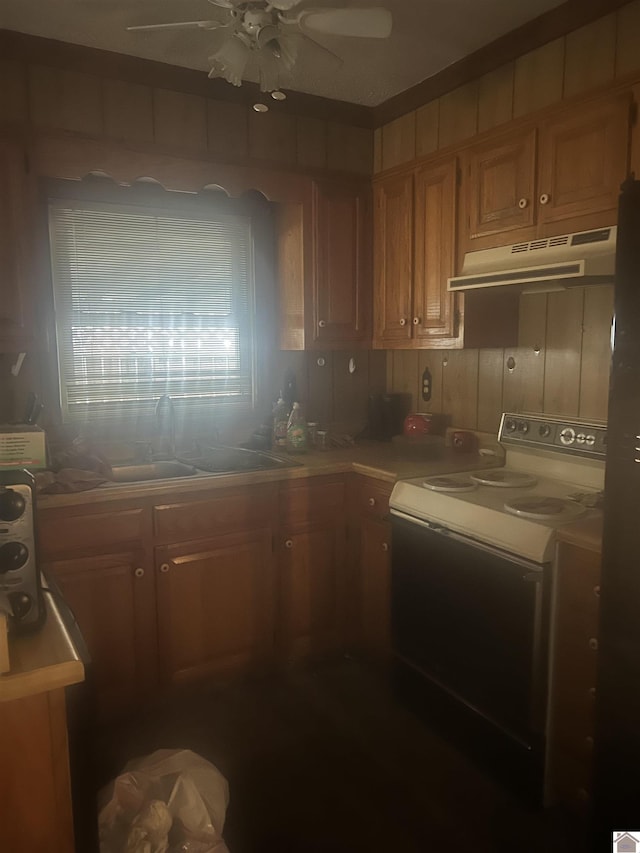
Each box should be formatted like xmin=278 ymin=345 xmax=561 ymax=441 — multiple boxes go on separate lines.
xmin=49 ymin=197 xmax=255 ymax=421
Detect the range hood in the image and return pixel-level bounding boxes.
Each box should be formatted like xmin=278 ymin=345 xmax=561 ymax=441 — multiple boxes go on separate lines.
xmin=448 ymin=226 xmax=617 ymax=292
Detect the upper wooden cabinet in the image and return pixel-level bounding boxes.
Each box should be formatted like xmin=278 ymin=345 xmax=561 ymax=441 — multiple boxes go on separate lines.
xmin=312 ymin=180 xmax=370 ymax=346
xmin=413 ymin=159 xmax=458 ymax=344
xmin=465 ymin=127 xmax=537 ymax=250
xmin=277 ymin=178 xmax=371 ymax=350
xmin=373 ymin=171 xmax=414 ymax=345
xmin=462 ymin=94 xmax=631 ymax=254
xmin=0 ymin=135 xmax=36 ymax=353
xmin=537 ymin=95 xmax=630 ymax=234
xmin=374 ymin=158 xmax=460 ymax=348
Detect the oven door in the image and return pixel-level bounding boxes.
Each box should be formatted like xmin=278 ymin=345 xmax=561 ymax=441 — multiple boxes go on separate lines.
xmin=391 ymin=512 xmax=549 ymax=747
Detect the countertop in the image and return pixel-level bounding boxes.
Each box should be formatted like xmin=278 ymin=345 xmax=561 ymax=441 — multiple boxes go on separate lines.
xmin=556 ymin=512 xmax=604 ymax=554
xmin=37 ymin=441 xmax=505 ymax=508
xmin=0 ymin=589 xmax=85 ymax=703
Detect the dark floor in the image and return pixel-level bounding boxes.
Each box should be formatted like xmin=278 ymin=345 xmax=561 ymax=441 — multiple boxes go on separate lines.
xmin=94 ymin=657 xmax=586 ymax=853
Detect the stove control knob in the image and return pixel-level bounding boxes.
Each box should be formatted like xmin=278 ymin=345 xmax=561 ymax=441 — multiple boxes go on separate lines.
xmin=560 ymin=427 xmax=576 ymax=445
xmin=0 ymin=542 xmax=29 ymax=574
xmin=0 ymin=489 xmax=26 ymax=522
xmin=539 ymin=424 xmax=551 ymax=438
xmin=585 ymin=434 xmax=596 ymax=446
xmin=9 ymin=591 xmax=32 ymax=619
xmin=576 ymin=433 xmax=586 ymax=444
xmin=517 ymin=421 xmax=529 ymax=434
xmin=505 ymin=419 xmax=517 ymax=433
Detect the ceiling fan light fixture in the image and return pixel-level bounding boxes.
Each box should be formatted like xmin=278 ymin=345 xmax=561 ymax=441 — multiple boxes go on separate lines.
xmin=208 ymin=34 xmax=250 ymax=86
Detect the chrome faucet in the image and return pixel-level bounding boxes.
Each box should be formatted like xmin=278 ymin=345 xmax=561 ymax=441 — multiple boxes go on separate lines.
xmin=155 ymin=394 xmax=176 ymax=459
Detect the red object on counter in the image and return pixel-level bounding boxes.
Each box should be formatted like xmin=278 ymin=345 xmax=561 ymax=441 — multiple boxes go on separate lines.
xmin=403 ymin=413 xmax=435 ymax=436
xmin=452 ymin=431 xmax=478 ymax=452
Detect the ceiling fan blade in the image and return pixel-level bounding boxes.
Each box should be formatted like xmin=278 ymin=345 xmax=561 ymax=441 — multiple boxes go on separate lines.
xmin=293 ymin=8 xmax=392 ymax=39
xmin=268 ymin=0 xmax=304 ymax=10
xmin=127 ymin=19 xmax=226 ymax=31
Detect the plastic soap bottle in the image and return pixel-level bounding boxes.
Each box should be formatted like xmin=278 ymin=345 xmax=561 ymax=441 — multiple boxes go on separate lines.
xmin=272 ymin=395 xmax=289 ymax=450
xmin=286 ymin=402 xmax=308 ymax=453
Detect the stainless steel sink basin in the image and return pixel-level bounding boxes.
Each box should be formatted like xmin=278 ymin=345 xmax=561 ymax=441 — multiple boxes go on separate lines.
xmin=178 ymin=446 xmax=299 ymax=474
xmin=110 ymin=460 xmax=198 ymax=483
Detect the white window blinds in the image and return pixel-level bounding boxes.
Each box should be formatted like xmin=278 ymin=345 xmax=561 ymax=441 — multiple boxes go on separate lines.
xmin=49 ymin=199 xmax=254 ymax=420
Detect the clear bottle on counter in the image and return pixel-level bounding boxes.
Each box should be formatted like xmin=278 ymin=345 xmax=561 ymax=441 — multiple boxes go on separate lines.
xmin=272 ymin=395 xmax=289 ymax=450
xmin=306 ymin=422 xmax=318 ymax=448
xmin=286 ymin=402 xmax=308 ymax=453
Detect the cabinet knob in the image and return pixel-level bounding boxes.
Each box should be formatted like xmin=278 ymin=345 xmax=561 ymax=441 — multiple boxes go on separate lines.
xmin=285 ymin=539 xmax=293 ymax=549
xmin=134 ymin=567 xmax=145 ymax=578
xmin=399 ymin=318 xmax=407 ymax=327
xmin=381 ymin=542 xmax=389 ymax=552
xmin=588 ymin=637 xmax=599 ymax=651
xmin=589 ymin=686 xmax=596 ymax=699
xmin=585 ymin=735 xmax=594 ymax=750
xmin=576 ymin=788 xmax=590 ymax=803
xmin=160 ymin=562 xmax=170 ymax=573
xmin=539 ymin=193 xmax=550 ymax=205
xmin=368 ymin=497 xmax=376 ymax=507
xmin=518 ymin=198 xmax=529 ymax=209
xmin=593 ymin=585 xmax=601 ymax=597
xmin=412 ymin=317 xmax=421 ymax=326
xmin=318 ymin=319 xmax=327 ymax=328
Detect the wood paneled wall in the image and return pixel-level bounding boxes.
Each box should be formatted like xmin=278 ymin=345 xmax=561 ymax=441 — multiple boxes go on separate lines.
xmin=386 ymin=287 xmax=614 ymax=432
xmin=375 ymin=2 xmax=640 ymax=172
xmin=0 ymin=59 xmax=372 ymax=177
xmin=273 ymin=350 xmax=387 ymax=434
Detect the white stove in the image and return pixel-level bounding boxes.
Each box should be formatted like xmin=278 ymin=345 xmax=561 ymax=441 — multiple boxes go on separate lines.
xmin=390 ymin=413 xmax=607 ymax=564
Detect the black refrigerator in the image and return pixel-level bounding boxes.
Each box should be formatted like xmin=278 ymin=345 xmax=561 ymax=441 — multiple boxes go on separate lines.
xmin=592 ymin=177 xmax=640 ymax=846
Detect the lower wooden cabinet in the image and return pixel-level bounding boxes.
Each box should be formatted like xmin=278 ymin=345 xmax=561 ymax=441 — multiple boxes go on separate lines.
xmin=155 ymin=528 xmax=276 ymax=685
xmin=38 ymin=475 xmax=352 ymax=714
xmin=278 ymin=521 xmax=345 ymax=660
xmin=358 ymin=516 xmax=392 ymax=659
xmin=278 ymin=477 xmax=346 ymax=661
xmin=42 ymin=549 xmax=157 ymax=719
xmin=347 ymin=475 xmax=393 ymax=663
xmin=0 ymin=690 xmax=75 ymax=853
xmin=546 ymin=541 xmax=601 ymax=812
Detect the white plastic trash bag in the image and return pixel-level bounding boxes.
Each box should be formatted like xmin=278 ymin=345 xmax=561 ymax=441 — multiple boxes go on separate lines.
xmin=98 ymin=749 xmax=230 ymax=853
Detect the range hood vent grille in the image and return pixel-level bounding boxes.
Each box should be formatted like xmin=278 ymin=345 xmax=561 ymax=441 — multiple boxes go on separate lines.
xmin=448 ymin=227 xmax=616 ymax=292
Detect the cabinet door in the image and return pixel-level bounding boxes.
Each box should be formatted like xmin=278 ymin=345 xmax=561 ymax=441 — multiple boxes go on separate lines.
xmin=413 ymin=158 xmax=458 ymax=343
xmin=359 ymin=516 xmax=392 ymax=660
xmin=373 ymin=172 xmax=414 ymax=345
xmin=44 ymin=550 xmax=156 ymax=719
xmin=537 ymin=95 xmax=630 ymax=234
xmin=547 ymin=543 xmax=601 ymax=808
xmin=156 ymin=528 xmax=276 ymax=685
xmin=464 ymin=127 xmax=537 ymax=250
xmin=312 ymin=180 xmax=370 ymax=346
xmin=279 ymin=522 xmax=345 ymax=660
xmin=0 ymin=135 xmax=35 ymax=352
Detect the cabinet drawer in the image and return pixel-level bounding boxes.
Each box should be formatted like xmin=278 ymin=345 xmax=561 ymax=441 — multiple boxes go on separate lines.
xmin=154 ymin=484 xmax=276 ymax=544
xmin=279 ymin=477 xmax=344 ymax=527
xmin=38 ymin=506 xmax=148 ymax=556
xmin=355 ymin=476 xmax=391 ymax=520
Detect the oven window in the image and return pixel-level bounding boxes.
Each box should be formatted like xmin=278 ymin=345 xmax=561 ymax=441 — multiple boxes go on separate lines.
xmin=392 ymin=516 xmax=547 ymax=743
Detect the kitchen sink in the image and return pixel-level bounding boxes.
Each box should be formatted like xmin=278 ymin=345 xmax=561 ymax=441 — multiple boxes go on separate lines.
xmin=178 ymin=445 xmax=300 ymax=474
xmin=108 ymin=446 xmax=299 ymax=483
xmin=110 ymin=460 xmax=198 ymax=483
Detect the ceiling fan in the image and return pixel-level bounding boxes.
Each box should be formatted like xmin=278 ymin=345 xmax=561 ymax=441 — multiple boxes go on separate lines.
xmin=127 ymin=1 xmax=392 ymax=93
